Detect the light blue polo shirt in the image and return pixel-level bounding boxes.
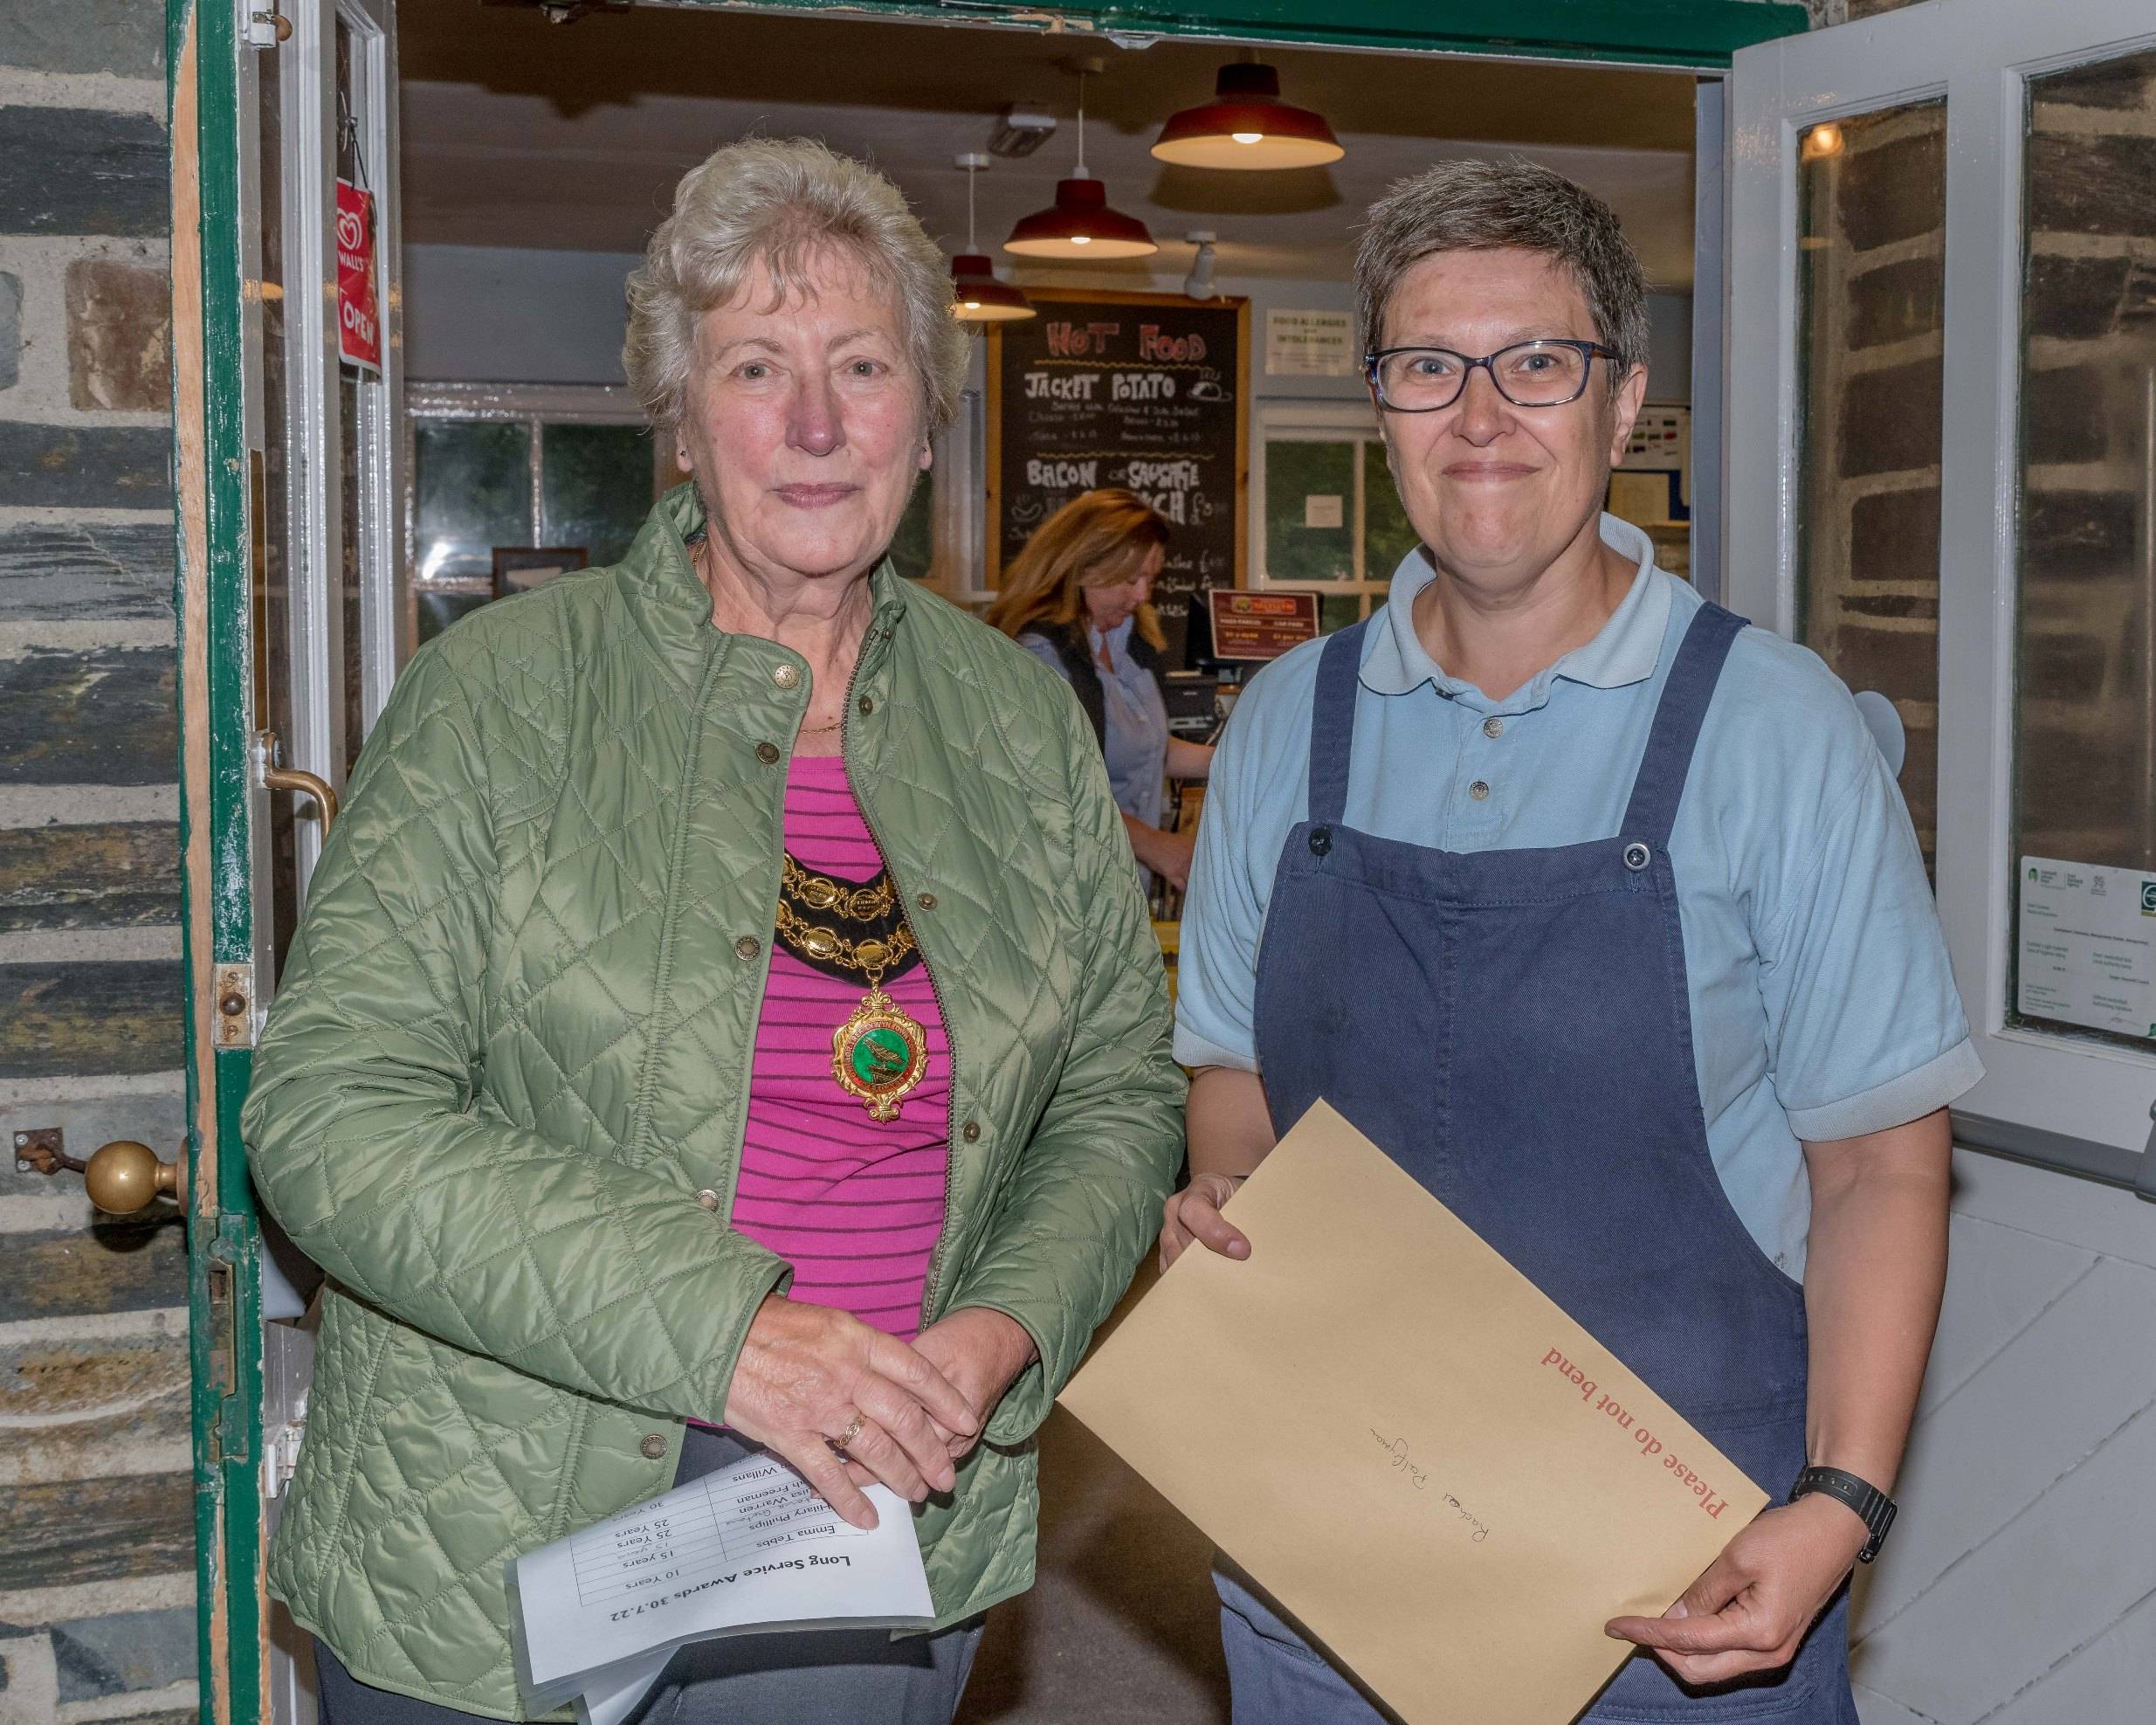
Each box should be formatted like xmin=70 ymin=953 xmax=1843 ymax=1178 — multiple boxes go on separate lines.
xmin=1175 ymin=515 xmax=1981 ymax=1277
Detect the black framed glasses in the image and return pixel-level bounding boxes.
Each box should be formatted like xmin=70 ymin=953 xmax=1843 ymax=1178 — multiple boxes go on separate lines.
xmin=1365 ymin=339 xmax=1622 ymax=413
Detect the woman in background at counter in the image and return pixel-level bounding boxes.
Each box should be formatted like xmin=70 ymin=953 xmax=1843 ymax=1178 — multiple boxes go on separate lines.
xmin=988 ymin=488 xmax=1214 ymax=889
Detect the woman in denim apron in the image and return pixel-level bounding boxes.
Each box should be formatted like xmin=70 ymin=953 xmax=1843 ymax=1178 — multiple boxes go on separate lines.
xmin=1166 ymin=161 xmax=1979 ymax=1722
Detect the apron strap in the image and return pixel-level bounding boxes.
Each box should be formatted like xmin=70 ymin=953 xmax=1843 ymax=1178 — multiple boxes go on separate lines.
xmin=1620 ymin=602 xmax=1748 ymax=850
xmin=1305 ymin=618 xmax=1369 ymax=828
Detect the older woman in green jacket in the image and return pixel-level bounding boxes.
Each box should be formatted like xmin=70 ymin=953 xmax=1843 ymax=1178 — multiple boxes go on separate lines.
xmin=241 ymin=138 xmax=1182 ymax=1725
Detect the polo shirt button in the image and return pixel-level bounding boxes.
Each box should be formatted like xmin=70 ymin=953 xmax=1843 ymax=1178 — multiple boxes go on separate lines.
xmin=962 ymin=1121 xmax=982 ymax=1142
xmin=640 ymin=1434 xmax=666 ymax=1460
xmin=755 ymin=742 xmax=781 ymax=765
xmin=1483 ymin=716 xmax=1505 ymax=739
xmin=696 ymin=1189 xmax=720 ymax=1211
xmin=772 ymin=664 xmax=800 ymax=689
xmin=735 ymin=935 xmax=761 ymax=961
xmin=1469 ymin=780 xmax=1491 ymax=802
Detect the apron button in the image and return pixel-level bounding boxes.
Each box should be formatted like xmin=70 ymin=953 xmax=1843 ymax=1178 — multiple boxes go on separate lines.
xmin=1623 ymin=841 xmax=1652 ymax=872
xmin=1309 ymin=827 xmax=1332 ymax=857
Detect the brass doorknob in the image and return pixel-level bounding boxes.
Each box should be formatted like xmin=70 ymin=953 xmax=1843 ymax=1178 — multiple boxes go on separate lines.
xmin=83 ymin=1140 xmax=186 ymax=1216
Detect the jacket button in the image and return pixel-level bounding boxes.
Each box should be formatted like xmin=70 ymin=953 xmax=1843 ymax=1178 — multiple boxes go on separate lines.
xmin=772 ymin=664 xmax=800 ymax=689
xmin=755 ymin=742 xmax=781 ymax=766
xmin=696 ymin=1188 xmax=720 ymax=1211
xmin=858 ymin=696 xmax=875 ymax=716
xmin=1483 ymin=715 xmax=1505 ymax=739
xmin=916 ymin=892 xmax=937 ymax=911
xmin=1469 ymin=780 xmax=1491 ymax=802
xmin=962 ymin=1121 xmax=981 ymax=1142
xmin=734 ymin=935 xmax=761 ymax=961
xmin=640 ymin=1434 xmax=666 ymax=1460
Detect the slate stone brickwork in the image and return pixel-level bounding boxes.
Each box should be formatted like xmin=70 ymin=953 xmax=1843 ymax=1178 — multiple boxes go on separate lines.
xmin=0 ymin=30 xmax=196 ymax=1725
xmin=1795 ymin=100 xmax=1948 ymax=865
xmin=2012 ymin=52 xmax=2156 ymax=873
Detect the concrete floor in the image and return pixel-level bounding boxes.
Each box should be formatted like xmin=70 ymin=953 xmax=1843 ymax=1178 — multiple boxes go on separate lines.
xmin=954 ymin=1409 xmax=1230 ymax=1725
xmin=954 ymin=1267 xmax=1231 ymax=1725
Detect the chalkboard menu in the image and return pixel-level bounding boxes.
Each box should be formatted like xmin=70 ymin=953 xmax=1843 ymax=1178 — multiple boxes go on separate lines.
xmin=988 ymin=290 xmax=1249 ymax=666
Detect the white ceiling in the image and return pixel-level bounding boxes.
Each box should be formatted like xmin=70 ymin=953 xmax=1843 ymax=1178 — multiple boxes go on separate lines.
xmin=397 ymin=0 xmax=1702 ymax=288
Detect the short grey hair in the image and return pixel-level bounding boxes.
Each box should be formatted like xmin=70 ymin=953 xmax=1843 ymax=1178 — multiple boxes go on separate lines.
xmin=1354 ymin=158 xmax=1650 ymax=377
xmin=623 ymin=137 xmax=970 ymax=436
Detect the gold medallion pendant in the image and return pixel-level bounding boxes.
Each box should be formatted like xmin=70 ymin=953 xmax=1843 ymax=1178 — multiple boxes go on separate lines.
xmin=774 ymin=859 xmax=931 ymax=1120
xmin=832 ymin=984 xmax=930 ymax=1122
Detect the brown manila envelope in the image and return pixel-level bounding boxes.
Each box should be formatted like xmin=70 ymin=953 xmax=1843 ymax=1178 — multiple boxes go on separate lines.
xmin=1057 ymin=1100 xmax=1769 ymax=1724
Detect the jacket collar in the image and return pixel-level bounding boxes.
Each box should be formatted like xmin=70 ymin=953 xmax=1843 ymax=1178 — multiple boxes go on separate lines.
xmin=618 ymin=482 xmax=911 ymax=694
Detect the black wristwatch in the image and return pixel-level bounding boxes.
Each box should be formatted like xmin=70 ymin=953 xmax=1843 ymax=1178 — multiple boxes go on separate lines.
xmin=1788 ymin=1466 xmax=1897 ymax=1563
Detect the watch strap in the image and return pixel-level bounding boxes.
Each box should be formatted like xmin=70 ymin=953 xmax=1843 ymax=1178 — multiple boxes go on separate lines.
xmin=1789 ymin=1465 xmax=1897 ymax=1563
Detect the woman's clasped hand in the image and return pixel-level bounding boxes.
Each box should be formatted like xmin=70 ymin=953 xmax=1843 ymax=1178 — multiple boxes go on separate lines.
xmin=721 ymin=1294 xmax=980 ymax=1527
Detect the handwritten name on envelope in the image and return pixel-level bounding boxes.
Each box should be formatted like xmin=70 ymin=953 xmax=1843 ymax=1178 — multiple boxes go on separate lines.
xmin=1057 ymin=1101 xmax=1767 ymax=1725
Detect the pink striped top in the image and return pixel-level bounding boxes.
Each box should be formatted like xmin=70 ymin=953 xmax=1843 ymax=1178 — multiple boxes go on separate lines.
xmin=727 ymin=754 xmax=950 ymax=1342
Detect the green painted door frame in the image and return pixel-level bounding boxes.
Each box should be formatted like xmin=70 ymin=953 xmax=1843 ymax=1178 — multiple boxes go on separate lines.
xmin=170 ymin=1 xmax=1806 ymax=1723
xmin=652 ymin=0 xmax=1808 ymax=66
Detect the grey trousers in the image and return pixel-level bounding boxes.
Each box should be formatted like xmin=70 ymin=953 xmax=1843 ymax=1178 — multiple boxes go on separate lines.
xmin=313 ymin=1426 xmax=984 ymax=1725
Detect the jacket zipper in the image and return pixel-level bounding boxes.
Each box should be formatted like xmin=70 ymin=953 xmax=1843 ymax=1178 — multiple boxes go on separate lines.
xmin=837 ymin=615 xmax=963 ymax=1335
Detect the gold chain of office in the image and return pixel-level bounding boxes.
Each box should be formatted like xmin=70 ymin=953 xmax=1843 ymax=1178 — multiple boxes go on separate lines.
xmin=781 ymin=854 xmax=897 ymax=924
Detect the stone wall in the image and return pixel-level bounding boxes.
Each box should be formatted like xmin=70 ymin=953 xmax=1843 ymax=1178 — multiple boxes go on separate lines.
xmin=1794 ymin=101 xmax=1948 ymax=862
xmin=2013 ymin=52 xmax=2156 ymax=875
xmin=0 ymin=8 xmax=198 ymax=1725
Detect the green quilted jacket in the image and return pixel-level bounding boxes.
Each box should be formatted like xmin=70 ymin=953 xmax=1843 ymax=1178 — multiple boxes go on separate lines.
xmin=242 ymin=484 xmax=1184 ymax=1719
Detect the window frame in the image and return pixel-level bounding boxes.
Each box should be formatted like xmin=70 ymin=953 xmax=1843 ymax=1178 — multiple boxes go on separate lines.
xmin=1250 ymin=399 xmax=1396 ymax=627
xmin=1727 ymin=0 xmax=2156 ymax=1168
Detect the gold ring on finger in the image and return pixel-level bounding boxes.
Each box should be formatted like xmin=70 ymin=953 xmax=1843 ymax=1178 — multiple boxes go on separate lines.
xmin=829 ymin=1411 xmax=867 ymax=1454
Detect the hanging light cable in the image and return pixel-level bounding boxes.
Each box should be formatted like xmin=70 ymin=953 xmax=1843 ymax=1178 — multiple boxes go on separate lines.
xmin=1005 ymin=60 xmax=1157 ymax=260
xmin=950 ymin=154 xmax=1035 ymax=322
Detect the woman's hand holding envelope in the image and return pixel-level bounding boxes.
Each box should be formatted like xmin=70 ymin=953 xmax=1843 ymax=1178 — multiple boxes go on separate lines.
xmin=1159 ymin=1173 xmax=1250 ymax=1272
xmin=1605 ymin=1494 xmax=1870 ymax=1684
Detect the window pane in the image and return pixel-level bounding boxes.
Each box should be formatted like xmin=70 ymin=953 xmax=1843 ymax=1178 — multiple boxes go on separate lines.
xmin=414 ymin=419 xmax=531 ymax=584
xmin=2008 ymin=48 xmax=2156 ymax=1050
xmin=414 ymin=589 xmax=495 ymax=647
xmin=1319 ymin=593 xmax=1363 ymax=635
xmin=541 ymin=423 xmax=656 ymax=568
xmin=1792 ymin=101 xmax=1947 ymax=870
xmin=1264 ymin=439 xmax=1355 ymax=582
xmin=1362 ymin=442 xmax=1419 ymax=583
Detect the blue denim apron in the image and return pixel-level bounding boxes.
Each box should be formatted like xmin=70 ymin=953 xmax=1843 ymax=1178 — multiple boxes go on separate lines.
xmin=1237 ymin=604 xmax=1856 ymax=1723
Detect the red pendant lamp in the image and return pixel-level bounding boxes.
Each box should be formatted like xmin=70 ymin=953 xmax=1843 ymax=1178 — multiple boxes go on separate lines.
xmin=1151 ymin=62 xmax=1344 ymax=170
xmin=1004 ymin=63 xmax=1157 ymax=260
xmin=950 ymin=155 xmax=1035 ymax=322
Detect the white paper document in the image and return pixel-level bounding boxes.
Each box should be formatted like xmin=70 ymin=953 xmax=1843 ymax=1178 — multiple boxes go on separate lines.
xmin=513 ymin=1449 xmax=934 ymax=1722
xmin=2017 ymin=855 xmax=2156 ymax=1042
